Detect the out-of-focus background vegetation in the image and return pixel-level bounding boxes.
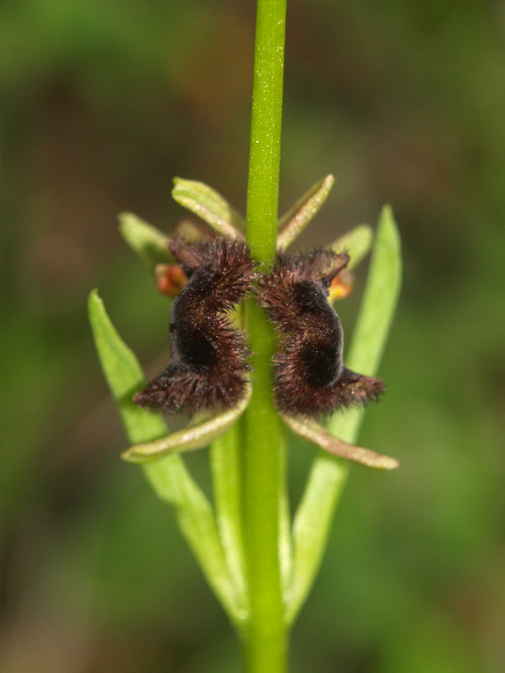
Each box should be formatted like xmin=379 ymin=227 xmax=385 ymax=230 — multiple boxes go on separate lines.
xmin=2 ymin=1 xmax=505 ymax=671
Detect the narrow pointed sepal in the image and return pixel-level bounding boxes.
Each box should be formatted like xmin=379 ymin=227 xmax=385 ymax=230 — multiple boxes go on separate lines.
xmin=118 ymin=212 xmax=173 ymax=270
xmin=280 ymin=413 xmax=399 ymax=470
xmin=172 ymin=178 xmax=245 ymax=240
xmin=123 ymin=382 xmax=252 ymax=463
xmin=276 ymin=174 xmax=335 ymax=250
xmin=329 ymin=224 xmax=373 ymax=270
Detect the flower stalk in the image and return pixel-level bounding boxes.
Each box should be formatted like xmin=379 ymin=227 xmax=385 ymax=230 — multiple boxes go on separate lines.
xmin=242 ymin=1 xmax=288 ymax=670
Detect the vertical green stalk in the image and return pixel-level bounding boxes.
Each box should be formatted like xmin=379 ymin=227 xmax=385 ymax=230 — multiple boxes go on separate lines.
xmin=243 ymin=1 xmax=288 ymax=672
xmin=246 ymin=0 xmax=286 ymax=263
xmin=210 ymin=422 xmax=248 ymax=622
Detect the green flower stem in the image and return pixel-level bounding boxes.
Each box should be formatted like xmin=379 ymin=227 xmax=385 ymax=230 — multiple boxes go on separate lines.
xmin=243 ymin=1 xmax=288 ymax=671
xmin=287 ymin=206 xmax=402 ymax=624
xmin=246 ymin=0 xmax=287 ymax=264
xmin=210 ymin=421 xmax=249 ymax=620
xmin=243 ymin=302 xmax=287 ymax=672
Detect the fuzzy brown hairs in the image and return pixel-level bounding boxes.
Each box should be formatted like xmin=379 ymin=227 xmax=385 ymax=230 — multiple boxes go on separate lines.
xmin=134 ymin=237 xmax=255 ymax=415
xmin=257 ymin=249 xmax=384 ymax=417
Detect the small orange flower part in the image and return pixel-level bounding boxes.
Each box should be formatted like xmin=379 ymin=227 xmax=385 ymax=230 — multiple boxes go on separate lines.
xmin=328 ymin=269 xmax=354 ymax=302
xmin=155 ymin=264 xmax=188 ymax=297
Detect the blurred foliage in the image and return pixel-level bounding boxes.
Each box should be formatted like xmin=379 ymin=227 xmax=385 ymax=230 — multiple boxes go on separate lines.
xmin=1 ymin=1 xmax=505 ymax=672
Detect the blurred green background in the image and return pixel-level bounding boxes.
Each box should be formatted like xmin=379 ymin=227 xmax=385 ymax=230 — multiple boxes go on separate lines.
xmin=2 ymin=1 xmax=505 ymax=671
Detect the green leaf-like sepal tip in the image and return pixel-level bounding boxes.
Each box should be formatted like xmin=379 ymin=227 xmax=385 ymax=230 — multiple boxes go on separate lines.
xmin=281 ymin=414 xmax=398 ymax=470
xmin=276 ymin=174 xmax=335 ymax=250
xmin=118 ymin=213 xmax=173 ymax=271
xmin=331 ymin=224 xmax=374 ymax=270
xmin=172 ymin=178 xmax=246 ymax=240
xmin=122 ymin=382 xmax=252 ymax=463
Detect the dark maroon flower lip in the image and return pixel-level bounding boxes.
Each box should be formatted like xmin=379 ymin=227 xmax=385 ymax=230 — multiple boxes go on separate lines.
xmin=258 ymin=248 xmax=384 ymax=418
xmin=134 ymin=237 xmax=256 ymax=416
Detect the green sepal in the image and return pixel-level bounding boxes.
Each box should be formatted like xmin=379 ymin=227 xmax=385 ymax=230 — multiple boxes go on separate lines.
xmin=118 ymin=212 xmax=172 ymax=271
xmin=281 ymin=414 xmax=399 ymax=471
xmin=122 ymin=383 xmax=252 ymax=463
xmin=276 ymin=174 xmax=334 ymax=250
xmin=330 ymin=224 xmax=374 ymax=270
xmin=172 ymin=178 xmax=245 ymax=240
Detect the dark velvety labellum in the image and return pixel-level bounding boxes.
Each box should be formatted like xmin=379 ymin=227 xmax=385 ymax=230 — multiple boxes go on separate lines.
xmin=258 ymin=248 xmax=384 ymax=418
xmin=134 ymin=237 xmax=255 ymax=415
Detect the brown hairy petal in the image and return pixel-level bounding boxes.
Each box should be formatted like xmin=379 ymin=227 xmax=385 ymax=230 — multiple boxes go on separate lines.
xmin=134 ymin=237 xmax=255 ymax=415
xmin=258 ymin=249 xmax=384 ymax=418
